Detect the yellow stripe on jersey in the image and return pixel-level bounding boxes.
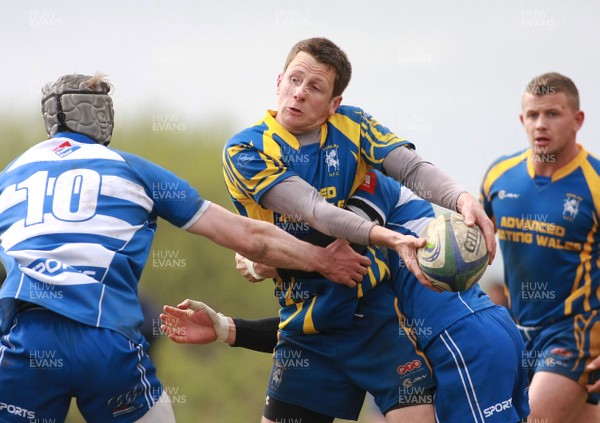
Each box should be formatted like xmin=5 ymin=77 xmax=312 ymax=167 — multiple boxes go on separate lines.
xmin=482 ymin=151 xmax=529 ymax=199
xmin=565 ymin=213 xmax=597 ymax=315
xmin=573 ymin=311 xmax=597 ymax=372
xmin=357 ymin=247 xmax=391 ymax=298
xmin=223 ymin=146 xmax=285 ymax=199
xmin=263 ymin=111 xmax=301 ymax=150
xmin=279 ymin=303 xmax=304 ymax=329
xmin=564 ymin=153 xmax=600 ymax=315
xmin=580 ymin=154 xmax=600 ymax=224
xmin=552 ymin=146 xmax=587 ymax=182
xmin=395 ymin=297 xmax=432 ymax=374
xmin=277 ymin=298 xmax=318 ymax=334
xmin=261 ymin=134 xmax=285 ymax=163
xmin=328 ymin=112 xmax=361 ymax=149
xmin=365 ymin=246 xmax=390 ymax=292
xmin=281 ymin=277 xmax=298 ymax=306
xmin=360 ymin=114 xmax=407 ymax=166
xmin=585 ymin=313 xmax=600 ymax=386
xmin=223 ymin=146 xmax=285 ymax=222
xmin=303 ymin=297 xmax=317 ymax=334
xmin=222 ymin=149 xmax=269 ymax=217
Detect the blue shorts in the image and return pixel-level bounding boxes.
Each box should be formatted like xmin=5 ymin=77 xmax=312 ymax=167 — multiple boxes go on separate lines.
xmin=519 ymin=309 xmax=600 ymax=404
xmin=0 ymin=307 xmax=162 ymax=422
xmin=266 ymin=282 xmax=435 ymax=420
xmin=425 ymin=306 xmax=530 ymax=423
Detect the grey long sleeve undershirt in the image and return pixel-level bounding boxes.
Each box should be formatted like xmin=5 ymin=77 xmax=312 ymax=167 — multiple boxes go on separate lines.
xmin=382 ymin=146 xmax=466 ymax=210
xmin=259 ymin=146 xmax=466 ymax=245
xmin=260 ymin=177 xmax=375 ymax=245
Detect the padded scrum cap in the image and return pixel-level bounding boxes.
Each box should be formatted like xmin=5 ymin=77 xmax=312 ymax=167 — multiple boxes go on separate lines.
xmin=41 ymin=73 xmax=114 ymax=145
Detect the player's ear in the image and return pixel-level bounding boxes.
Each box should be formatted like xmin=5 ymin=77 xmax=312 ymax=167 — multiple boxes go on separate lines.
xmin=330 ymin=95 xmax=342 ymax=114
xmin=573 ymin=110 xmax=584 ymax=132
xmin=276 ymin=73 xmax=283 ymax=94
xmin=519 ymin=114 xmax=525 ymax=126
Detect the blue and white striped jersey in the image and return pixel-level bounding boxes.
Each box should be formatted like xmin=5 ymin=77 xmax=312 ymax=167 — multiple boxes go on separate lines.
xmin=350 ymin=170 xmax=495 ymax=349
xmin=0 ymin=133 xmax=208 ymax=342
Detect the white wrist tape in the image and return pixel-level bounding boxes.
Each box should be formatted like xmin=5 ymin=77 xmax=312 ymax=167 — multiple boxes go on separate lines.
xmin=214 ymin=313 xmax=230 ymax=343
xmin=246 ymin=259 xmax=264 ymax=280
xmin=186 ymin=299 xmax=230 ymax=343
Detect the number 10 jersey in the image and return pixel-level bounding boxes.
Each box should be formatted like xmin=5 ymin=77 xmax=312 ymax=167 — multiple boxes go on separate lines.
xmin=0 ymin=133 xmax=208 ymax=342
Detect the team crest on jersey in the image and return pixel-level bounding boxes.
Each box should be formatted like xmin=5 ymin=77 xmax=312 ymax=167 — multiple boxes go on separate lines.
xmin=270 ymin=361 xmax=285 ymax=390
xmin=324 ymin=147 xmax=340 ymax=174
xmin=562 ymin=194 xmax=580 ymax=221
xmin=52 ymin=141 xmax=80 ymax=158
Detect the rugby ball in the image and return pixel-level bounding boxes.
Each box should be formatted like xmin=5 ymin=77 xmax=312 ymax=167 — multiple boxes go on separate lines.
xmin=417 ymin=212 xmax=489 ymax=292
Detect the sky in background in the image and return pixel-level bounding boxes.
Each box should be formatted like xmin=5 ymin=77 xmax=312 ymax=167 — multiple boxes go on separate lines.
xmin=2 ymin=0 xmax=600 ymax=281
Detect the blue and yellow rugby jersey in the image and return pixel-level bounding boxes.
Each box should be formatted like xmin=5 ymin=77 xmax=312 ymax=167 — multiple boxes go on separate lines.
xmin=222 ymin=106 xmax=411 ymax=335
xmin=351 ymin=171 xmax=495 ymax=349
xmin=276 ymin=244 xmax=390 ymax=335
xmin=480 ymin=145 xmax=600 ymax=327
xmin=0 ymin=133 xmax=208 ymax=342
xmin=223 ymin=105 xmax=413 ymax=236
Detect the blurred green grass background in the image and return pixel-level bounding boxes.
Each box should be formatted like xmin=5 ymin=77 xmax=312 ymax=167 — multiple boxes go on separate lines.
xmin=0 ymin=113 xmax=380 ymax=423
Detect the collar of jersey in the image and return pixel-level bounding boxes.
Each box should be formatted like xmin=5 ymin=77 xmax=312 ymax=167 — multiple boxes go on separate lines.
xmin=526 ymin=143 xmax=586 ymax=182
xmin=53 ymin=132 xmax=96 ymax=144
xmin=265 ymin=110 xmax=328 ymax=149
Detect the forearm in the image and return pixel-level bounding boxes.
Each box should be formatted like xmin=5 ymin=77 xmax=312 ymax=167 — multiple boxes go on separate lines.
xmin=275 ymin=231 xmax=366 ymax=279
xmin=188 ymin=203 xmax=329 ymax=274
xmin=261 ymin=177 xmax=375 ymax=245
xmin=231 ymin=317 xmax=279 ymax=353
xmin=243 ymin=220 xmax=330 ymax=273
xmin=368 ymin=224 xmax=404 ymax=250
xmin=383 ymin=146 xmax=466 ymax=210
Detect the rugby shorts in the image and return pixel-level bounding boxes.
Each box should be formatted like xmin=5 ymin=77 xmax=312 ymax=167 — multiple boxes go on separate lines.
xmin=0 ymin=307 xmax=163 ymax=422
xmin=265 ymin=282 xmax=435 ymax=420
xmin=519 ymin=309 xmax=600 ymax=405
xmin=425 ymin=306 xmax=530 ymax=422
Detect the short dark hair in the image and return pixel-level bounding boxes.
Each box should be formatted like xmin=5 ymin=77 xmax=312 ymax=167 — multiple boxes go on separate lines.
xmin=284 ymin=37 xmax=352 ymax=97
xmin=524 ymin=72 xmax=580 ymax=110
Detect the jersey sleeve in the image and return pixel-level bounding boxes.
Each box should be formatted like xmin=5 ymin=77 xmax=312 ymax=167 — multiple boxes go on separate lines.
xmin=479 ymin=168 xmax=494 ymax=220
xmin=479 ymin=152 xmax=526 ymax=220
xmin=349 ymin=170 xmax=435 ymax=236
xmin=358 ymin=109 xmax=415 ymax=169
xmin=119 ymin=152 xmax=207 ymax=228
xmin=223 ymin=130 xmax=298 ymax=205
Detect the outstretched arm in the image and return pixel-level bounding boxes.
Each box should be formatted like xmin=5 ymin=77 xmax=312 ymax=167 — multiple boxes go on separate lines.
xmin=161 ymin=299 xmax=233 ymax=344
xmin=383 ymin=147 xmax=496 ymax=263
xmin=186 ymin=202 xmax=370 ymax=287
xmin=260 ymin=178 xmax=438 ymax=288
xmin=260 ymin=177 xmax=375 ymax=245
xmin=160 ymin=299 xmax=279 ymax=353
xmin=263 ymin=181 xmax=441 ymax=289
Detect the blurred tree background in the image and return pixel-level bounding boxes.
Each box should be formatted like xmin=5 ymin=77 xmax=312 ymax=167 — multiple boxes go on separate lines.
xmin=0 ymin=114 xmax=378 ymax=422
